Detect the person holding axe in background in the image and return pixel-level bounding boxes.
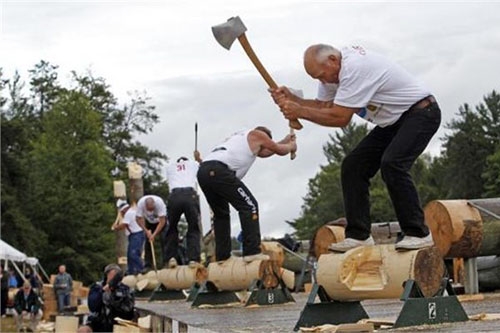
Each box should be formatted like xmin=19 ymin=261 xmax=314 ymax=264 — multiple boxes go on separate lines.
xmin=163 ymin=151 xmax=203 ymax=269
xmin=197 ymin=126 xmax=297 ymax=263
xmin=269 ymin=44 xmax=441 ymax=252
xmin=112 ymin=200 xmax=145 ymax=275
xmin=135 ymin=195 xmax=167 ymax=272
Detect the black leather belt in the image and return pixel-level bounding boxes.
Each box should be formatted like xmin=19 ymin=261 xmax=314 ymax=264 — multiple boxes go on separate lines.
xmin=409 ymin=95 xmax=437 ymax=111
xmin=172 ymin=187 xmax=195 ymax=193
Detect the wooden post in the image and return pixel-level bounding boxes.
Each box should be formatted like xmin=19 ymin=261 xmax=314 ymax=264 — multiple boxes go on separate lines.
xmin=316 ymin=245 xmax=445 ymax=301
xmin=424 ymin=199 xmax=500 ymax=258
xmin=128 ymin=162 xmax=144 ymax=205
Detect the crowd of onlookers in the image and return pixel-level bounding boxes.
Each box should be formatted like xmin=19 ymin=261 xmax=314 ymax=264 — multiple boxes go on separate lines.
xmin=1 ymin=262 xmax=75 ymax=331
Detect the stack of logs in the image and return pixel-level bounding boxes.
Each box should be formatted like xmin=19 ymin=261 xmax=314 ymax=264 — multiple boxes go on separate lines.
xmin=121 ymin=241 xmax=295 ymax=294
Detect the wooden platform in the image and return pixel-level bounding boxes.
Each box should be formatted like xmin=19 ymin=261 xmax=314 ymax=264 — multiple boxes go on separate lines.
xmin=136 ymin=292 xmax=500 ymax=332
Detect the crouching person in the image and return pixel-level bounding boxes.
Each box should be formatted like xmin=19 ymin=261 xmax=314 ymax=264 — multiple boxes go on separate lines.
xmin=80 ymin=264 xmax=135 ymax=332
xmin=13 ymin=281 xmax=42 ymax=332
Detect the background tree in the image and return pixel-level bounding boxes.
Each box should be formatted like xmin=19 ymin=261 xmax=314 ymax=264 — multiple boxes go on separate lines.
xmin=436 ymin=90 xmax=500 ymax=199
xmin=1 ymin=63 xmax=168 ymax=283
xmin=27 ymin=90 xmax=115 ymax=282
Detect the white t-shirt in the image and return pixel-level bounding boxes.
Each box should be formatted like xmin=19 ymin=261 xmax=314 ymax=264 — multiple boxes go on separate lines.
xmin=136 ymin=195 xmax=166 ymax=224
xmin=166 ymin=160 xmax=199 ymax=191
xmin=316 ymin=45 xmax=431 ymax=127
xmin=122 ymin=206 xmax=142 ymax=236
xmin=203 ymin=129 xmax=257 ymax=180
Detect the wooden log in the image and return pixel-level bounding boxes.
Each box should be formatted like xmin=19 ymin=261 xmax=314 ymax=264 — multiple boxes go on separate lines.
xmin=279 ymin=268 xmax=295 ymax=290
xmin=424 ymin=199 xmax=500 ymax=257
xmin=55 ymin=316 xmax=79 ymax=333
xmin=312 ymin=222 xmax=401 ymax=258
xmin=317 ymin=245 xmax=444 ymax=301
xmin=477 ymin=255 xmax=500 ymax=291
xmin=136 ymin=271 xmax=159 ymax=291
xmin=207 ymin=257 xmax=278 ymax=291
xmin=122 ymin=275 xmax=138 ymax=289
xmin=157 ymin=266 xmax=208 ymax=290
xmin=313 ymin=225 xmax=345 ymax=258
xmin=261 ymin=241 xmax=285 ymax=266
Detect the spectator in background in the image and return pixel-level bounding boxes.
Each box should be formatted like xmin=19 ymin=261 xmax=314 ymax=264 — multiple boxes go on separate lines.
xmin=113 ymin=200 xmax=145 ymax=275
xmin=1 ymin=266 xmax=8 ymax=317
xmin=13 ymin=281 xmax=42 ymax=332
xmin=8 ymin=267 xmax=19 ymax=288
xmin=53 ymin=264 xmax=72 ymax=313
xmin=24 ymin=267 xmax=40 ymax=291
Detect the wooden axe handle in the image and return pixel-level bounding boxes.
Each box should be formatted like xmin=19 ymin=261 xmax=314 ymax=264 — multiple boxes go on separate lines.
xmin=237 ymin=33 xmax=303 ymax=132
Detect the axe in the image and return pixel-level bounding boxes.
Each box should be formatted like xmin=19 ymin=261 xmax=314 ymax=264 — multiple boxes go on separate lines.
xmin=212 ymin=16 xmax=301 ymax=159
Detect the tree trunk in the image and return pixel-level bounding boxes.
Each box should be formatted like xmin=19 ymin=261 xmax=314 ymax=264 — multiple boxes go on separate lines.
xmin=317 ymin=245 xmax=444 ymax=301
xmin=312 ymin=222 xmax=401 ymax=258
xmin=157 ymin=266 xmax=208 ymax=290
xmin=424 ymin=199 xmax=500 ymax=258
xmin=261 ymin=241 xmax=285 ymax=267
xmin=207 ymin=257 xmax=278 ymax=291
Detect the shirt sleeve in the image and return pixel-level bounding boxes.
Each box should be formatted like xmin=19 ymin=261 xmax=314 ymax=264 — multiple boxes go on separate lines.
xmin=157 ymin=198 xmax=167 ymax=217
xmin=122 ymin=210 xmax=133 ymax=225
xmin=316 ymin=82 xmax=338 ymax=101
xmin=333 ymin=62 xmax=382 ymax=108
xmin=135 ymin=200 xmax=144 ymax=217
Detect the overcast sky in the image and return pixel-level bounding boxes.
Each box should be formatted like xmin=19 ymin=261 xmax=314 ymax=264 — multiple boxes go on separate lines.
xmin=2 ymin=1 xmax=499 ymax=239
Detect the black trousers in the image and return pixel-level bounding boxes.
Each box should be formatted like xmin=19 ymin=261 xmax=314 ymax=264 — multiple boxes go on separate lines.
xmin=197 ymin=161 xmax=261 ymax=261
xmin=144 ymin=221 xmax=164 ymax=269
xmin=163 ymin=188 xmax=201 ymax=263
xmin=342 ymin=101 xmax=441 ymax=240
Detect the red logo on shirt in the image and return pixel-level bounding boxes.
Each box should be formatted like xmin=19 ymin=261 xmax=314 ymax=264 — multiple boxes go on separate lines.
xmin=352 ymin=45 xmax=366 ymax=55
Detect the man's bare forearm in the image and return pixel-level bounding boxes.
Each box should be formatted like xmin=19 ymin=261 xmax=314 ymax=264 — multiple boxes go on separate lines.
xmin=298 ymin=98 xmax=333 ymax=108
xmin=136 ymin=217 xmax=146 ymax=231
xmin=299 ymin=105 xmax=352 ymax=127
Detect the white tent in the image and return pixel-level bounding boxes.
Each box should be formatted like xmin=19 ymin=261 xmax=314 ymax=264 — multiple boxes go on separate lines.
xmin=0 ymin=239 xmax=28 ymax=262
xmin=0 ymin=239 xmax=49 ymax=283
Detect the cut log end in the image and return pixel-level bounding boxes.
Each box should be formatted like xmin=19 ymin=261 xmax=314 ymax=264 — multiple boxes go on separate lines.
xmin=413 ymin=246 xmax=446 ymax=297
xmin=313 ymin=225 xmax=345 ymax=258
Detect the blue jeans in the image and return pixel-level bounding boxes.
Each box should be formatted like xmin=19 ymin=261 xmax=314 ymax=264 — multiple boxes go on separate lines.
xmin=128 ymin=231 xmax=145 ymax=274
xmin=57 ymin=293 xmax=70 ymax=312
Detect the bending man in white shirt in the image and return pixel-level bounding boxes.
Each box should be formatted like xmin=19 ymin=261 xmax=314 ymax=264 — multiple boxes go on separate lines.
xmin=270 ymin=44 xmax=441 ymax=252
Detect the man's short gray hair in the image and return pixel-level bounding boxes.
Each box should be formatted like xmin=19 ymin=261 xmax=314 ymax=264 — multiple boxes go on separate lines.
xmin=306 ymin=44 xmax=340 ymax=64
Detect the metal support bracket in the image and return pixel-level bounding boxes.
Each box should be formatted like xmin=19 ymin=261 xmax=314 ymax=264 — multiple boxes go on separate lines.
xmin=148 ymin=283 xmax=186 ymax=302
xmin=394 ymin=279 xmax=469 ymax=328
xmin=186 ymin=282 xmax=202 ymax=303
xmin=190 ymin=281 xmax=240 ymax=308
xmin=294 ymin=283 xmax=369 ymax=331
xmin=134 ymin=289 xmax=155 ymax=300
xmin=245 ymin=278 xmax=295 ymax=306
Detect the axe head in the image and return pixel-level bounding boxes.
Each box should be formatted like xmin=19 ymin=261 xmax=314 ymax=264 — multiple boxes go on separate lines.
xmin=211 ymin=16 xmax=247 ymax=50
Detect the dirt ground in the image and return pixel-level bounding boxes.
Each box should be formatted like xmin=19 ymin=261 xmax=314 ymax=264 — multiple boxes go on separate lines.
xmin=137 ymin=292 xmax=500 ymax=332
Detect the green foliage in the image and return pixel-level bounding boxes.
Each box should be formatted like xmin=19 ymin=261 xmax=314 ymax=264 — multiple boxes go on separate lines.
xmin=437 ymin=90 xmax=500 ymax=198
xmin=27 ymin=90 xmax=115 ymax=283
xmin=1 ymin=62 xmax=168 ymax=284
